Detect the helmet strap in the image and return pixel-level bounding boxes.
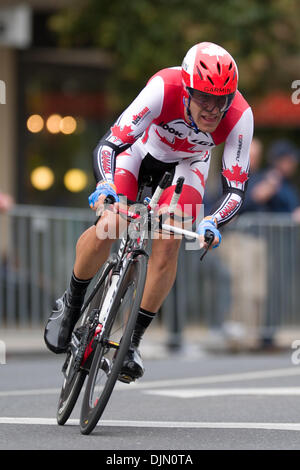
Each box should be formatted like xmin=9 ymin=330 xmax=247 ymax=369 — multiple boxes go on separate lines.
xmin=183 ymin=96 xmax=200 ymax=134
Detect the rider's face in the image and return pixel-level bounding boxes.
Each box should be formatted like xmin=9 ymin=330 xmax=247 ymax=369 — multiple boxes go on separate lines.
xmin=187 ymin=97 xmax=224 ymax=133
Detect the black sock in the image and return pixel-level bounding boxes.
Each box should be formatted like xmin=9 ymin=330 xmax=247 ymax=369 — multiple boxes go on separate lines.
xmin=67 ymin=271 xmax=92 ymax=307
xmin=136 ymin=308 xmax=156 ymax=329
xmin=132 ymin=308 xmax=156 ymax=346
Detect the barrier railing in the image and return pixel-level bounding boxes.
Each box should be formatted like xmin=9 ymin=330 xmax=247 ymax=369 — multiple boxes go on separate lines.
xmin=164 ymin=213 xmax=300 ymax=348
xmin=1 ymin=206 xmax=299 ymax=348
xmin=0 ymin=205 xmax=94 ymax=327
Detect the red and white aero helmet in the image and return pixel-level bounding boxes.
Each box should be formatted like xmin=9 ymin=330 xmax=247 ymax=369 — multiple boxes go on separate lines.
xmin=182 ymin=42 xmax=238 ymax=110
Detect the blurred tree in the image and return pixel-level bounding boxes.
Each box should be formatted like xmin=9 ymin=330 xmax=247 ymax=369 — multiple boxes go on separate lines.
xmin=49 ymin=0 xmax=300 ymax=109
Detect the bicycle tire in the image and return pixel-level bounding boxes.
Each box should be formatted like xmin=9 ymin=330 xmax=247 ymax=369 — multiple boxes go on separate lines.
xmin=56 ymin=352 xmax=87 ymax=425
xmin=56 ymin=260 xmax=114 ymax=426
xmin=80 ymin=254 xmax=147 ymax=435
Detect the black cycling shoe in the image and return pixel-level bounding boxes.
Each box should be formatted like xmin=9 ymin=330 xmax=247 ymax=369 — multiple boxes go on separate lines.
xmin=118 ymin=344 xmax=145 ymax=384
xmin=44 ymin=291 xmax=82 ymax=354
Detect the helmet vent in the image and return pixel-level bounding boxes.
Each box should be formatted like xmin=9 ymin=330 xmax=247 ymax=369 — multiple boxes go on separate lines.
xmin=200 ymin=61 xmax=208 ymax=70
xmin=196 ymin=66 xmax=203 ymax=80
xmin=228 ymin=62 xmax=233 ymax=70
xmin=207 ymin=76 xmax=214 ymax=85
xmin=217 ymin=62 xmax=221 ymax=75
xmin=223 ymin=76 xmax=230 ymax=86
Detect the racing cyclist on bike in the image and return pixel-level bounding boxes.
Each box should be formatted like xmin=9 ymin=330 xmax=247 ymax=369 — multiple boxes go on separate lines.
xmin=44 ymin=42 xmax=253 ymax=383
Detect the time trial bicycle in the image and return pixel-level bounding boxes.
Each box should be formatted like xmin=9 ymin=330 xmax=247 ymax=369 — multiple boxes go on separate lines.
xmin=56 ymin=171 xmax=214 ymax=435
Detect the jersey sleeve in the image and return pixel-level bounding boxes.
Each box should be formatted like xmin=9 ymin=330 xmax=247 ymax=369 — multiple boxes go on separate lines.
xmin=93 ymin=75 xmax=164 ymax=183
xmin=210 ymin=106 xmax=254 ymax=227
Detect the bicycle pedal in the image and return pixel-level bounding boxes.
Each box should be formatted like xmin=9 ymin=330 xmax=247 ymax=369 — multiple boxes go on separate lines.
xmin=118 ymin=373 xmax=135 ymax=384
xmin=107 ymin=340 xmax=119 ymax=349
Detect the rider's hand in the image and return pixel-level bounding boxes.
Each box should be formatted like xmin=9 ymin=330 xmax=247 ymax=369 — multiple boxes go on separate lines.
xmin=88 ymin=181 xmax=119 ymax=213
xmin=196 ymin=216 xmax=222 ymax=249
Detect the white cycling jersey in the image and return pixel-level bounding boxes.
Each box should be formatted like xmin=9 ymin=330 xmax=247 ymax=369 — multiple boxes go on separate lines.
xmin=93 ymin=67 xmax=253 ymax=226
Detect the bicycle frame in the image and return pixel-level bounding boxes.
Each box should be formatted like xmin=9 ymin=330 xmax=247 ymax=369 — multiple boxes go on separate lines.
xmin=78 ymin=172 xmax=214 ymax=369
xmin=78 ymin=221 xmax=150 ymax=370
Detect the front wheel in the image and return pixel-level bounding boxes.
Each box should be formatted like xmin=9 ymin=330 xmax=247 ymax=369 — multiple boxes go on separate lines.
xmin=80 ymin=254 xmax=147 ymax=435
xmin=56 ymin=257 xmax=117 ymax=425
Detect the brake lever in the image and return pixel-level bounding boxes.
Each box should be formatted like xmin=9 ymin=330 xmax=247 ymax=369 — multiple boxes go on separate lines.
xmin=200 ymin=229 xmax=215 ymax=261
xmin=104 ymin=195 xmax=116 ymax=205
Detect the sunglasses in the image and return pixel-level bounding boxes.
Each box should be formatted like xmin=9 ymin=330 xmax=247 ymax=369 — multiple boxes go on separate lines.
xmin=187 ymin=87 xmax=235 ymax=113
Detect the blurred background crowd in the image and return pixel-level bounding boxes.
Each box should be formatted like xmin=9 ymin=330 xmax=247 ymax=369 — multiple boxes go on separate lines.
xmin=0 ymin=0 xmax=299 ymax=352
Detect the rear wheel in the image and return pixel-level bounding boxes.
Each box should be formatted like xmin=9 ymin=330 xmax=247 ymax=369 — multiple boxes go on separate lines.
xmin=80 ymin=255 xmax=147 ymax=435
xmin=56 ymin=348 xmax=87 ymax=425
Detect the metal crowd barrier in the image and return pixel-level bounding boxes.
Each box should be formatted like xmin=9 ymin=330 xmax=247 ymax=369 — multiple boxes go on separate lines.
xmin=165 ymin=212 xmax=300 ymax=348
xmin=0 ymin=205 xmax=94 ymax=327
xmin=0 ymin=206 xmax=299 ymax=348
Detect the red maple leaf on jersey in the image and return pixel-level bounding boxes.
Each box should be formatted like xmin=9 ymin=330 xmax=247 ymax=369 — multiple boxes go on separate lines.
xmin=111 ymin=124 xmax=136 ymax=144
xmin=222 ymin=164 xmax=249 ymax=185
xmin=192 ymin=168 xmax=205 ymax=190
xmin=155 ymin=129 xmax=197 ymax=153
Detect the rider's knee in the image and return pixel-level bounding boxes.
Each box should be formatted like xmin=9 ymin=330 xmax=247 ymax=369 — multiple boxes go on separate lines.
xmin=75 ymin=222 xmax=113 ymax=255
xmin=151 ymin=238 xmax=181 ymax=270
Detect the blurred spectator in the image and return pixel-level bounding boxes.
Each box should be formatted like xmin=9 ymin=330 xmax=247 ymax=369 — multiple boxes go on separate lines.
xmin=0 ymin=191 xmax=14 ymax=213
xmin=240 ymin=138 xmax=300 ymax=349
xmin=242 ymin=139 xmax=300 ymax=219
xmin=0 ymin=191 xmax=14 ymax=301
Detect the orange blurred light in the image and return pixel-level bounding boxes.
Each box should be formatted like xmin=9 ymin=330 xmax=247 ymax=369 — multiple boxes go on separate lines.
xmin=60 ymin=116 xmax=77 ymax=135
xmin=27 ymin=114 xmax=44 ymax=133
xmin=46 ymin=114 xmax=62 ymax=134
xmin=64 ymin=169 xmax=88 ymax=192
xmin=30 ymin=166 xmax=55 ymax=191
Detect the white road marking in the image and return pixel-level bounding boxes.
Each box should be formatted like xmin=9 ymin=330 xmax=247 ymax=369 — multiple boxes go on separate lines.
xmin=143 ymin=387 xmax=300 ymax=399
xmin=1 ymin=417 xmax=300 ymax=432
xmin=130 ymin=367 xmax=300 ymax=390
xmin=0 ymin=367 xmax=299 ymax=397
xmin=0 ymin=388 xmax=61 ymax=398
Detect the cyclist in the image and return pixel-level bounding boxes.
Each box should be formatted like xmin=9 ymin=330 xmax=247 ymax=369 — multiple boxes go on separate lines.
xmin=44 ymin=42 xmax=253 ymax=382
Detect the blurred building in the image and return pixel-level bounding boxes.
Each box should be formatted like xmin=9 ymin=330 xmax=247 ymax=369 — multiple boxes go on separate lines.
xmin=0 ymin=1 xmax=299 ymax=210
xmin=0 ymin=0 xmax=113 ymax=208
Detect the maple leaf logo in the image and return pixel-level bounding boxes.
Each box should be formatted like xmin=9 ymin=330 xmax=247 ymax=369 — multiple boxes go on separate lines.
xmin=155 ymin=129 xmax=197 ymax=153
xmin=192 ymin=168 xmax=205 ymax=190
xmin=111 ymin=124 xmax=136 ymax=144
xmin=222 ymin=164 xmax=249 ymax=185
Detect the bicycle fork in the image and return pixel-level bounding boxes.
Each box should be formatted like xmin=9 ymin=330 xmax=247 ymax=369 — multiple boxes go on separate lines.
xmin=80 ymin=270 xmax=123 ymax=370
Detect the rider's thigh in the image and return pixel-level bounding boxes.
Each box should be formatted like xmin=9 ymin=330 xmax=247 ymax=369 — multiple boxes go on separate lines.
xmin=114 ymin=145 xmax=143 ymax=201
xmin=158 ymin=155 xmax=208 ymax=223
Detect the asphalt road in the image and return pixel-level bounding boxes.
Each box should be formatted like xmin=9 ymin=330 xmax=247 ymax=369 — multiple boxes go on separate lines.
xmin=1 ymin=348 xmax=300 ymax=451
